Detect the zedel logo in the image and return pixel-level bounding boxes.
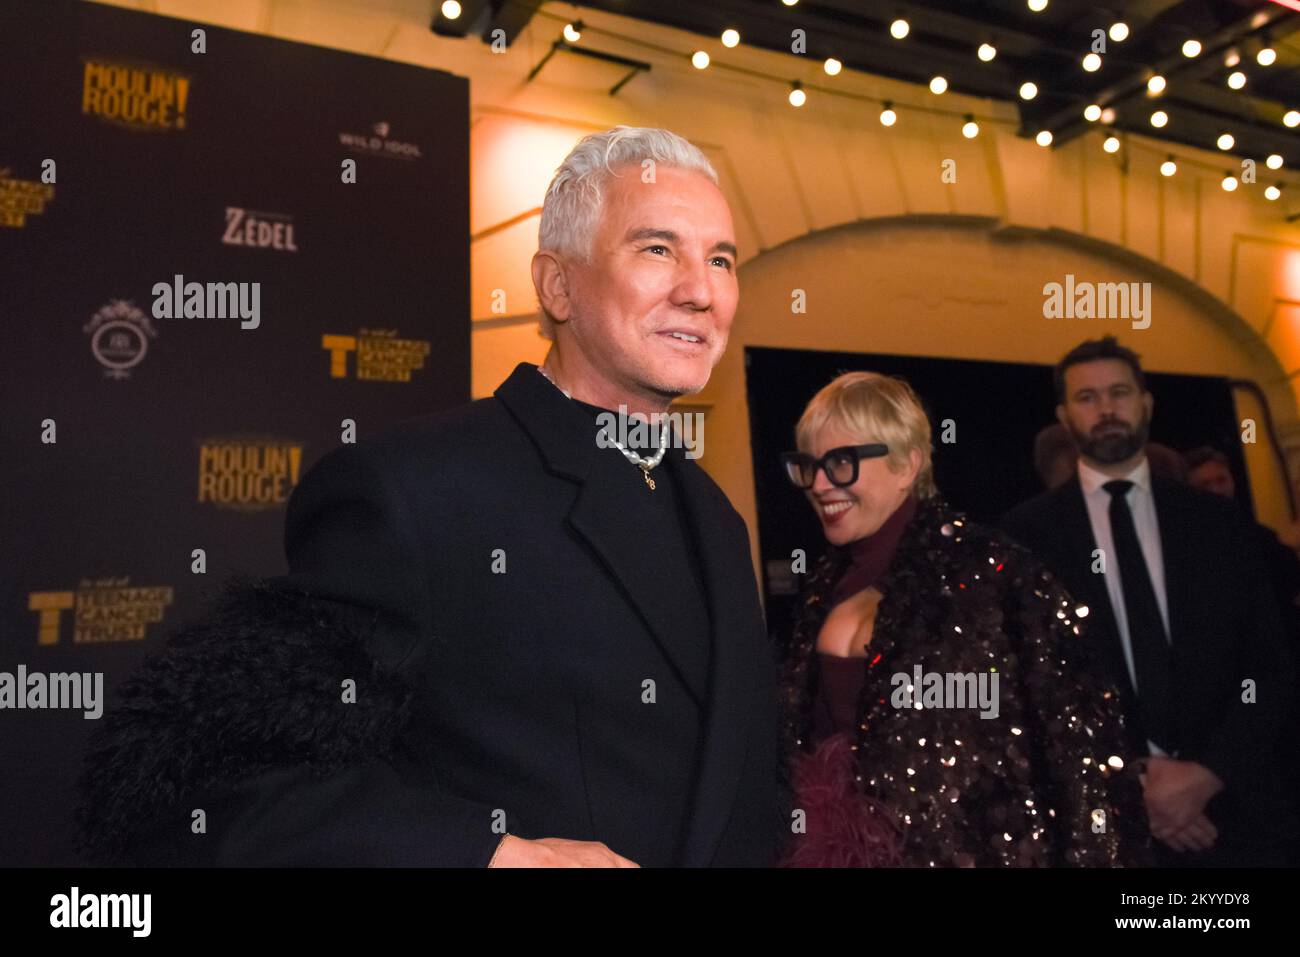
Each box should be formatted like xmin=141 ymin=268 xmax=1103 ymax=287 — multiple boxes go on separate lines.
xmin=81 ymin=58 xmax=190 ymax=131
xmin=0 ymin=167 xmax=55 ymax=228
xmin=84 ymin=300 xmax=158 ymax=380
xmin=223 ymin=206 xmax=298 ymax=251
xmin=28 ymin=577 xmax=174 ymax=646
xmin=338 ymin=120 xmax=423 ymax=160
xmin=321 ymin=328 xmax=431 ymax=381
xmin=197 ymin=435 xmax=304 ymax=511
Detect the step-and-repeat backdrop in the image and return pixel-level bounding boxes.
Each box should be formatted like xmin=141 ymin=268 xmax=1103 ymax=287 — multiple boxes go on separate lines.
xmin=0 ymin=0 xmax=470 ymax=865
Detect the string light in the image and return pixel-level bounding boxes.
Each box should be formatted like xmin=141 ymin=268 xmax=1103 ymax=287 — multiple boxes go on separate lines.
xmin=978 ymin=43 xmax=997 ymax=62
xmin=1147 ymin=75 xmax=1166 ymax=95
xmin=1019 ymin=81 xmax=1038 ymax=100
xmin=1182 ymin=39 xmax=1201 ymax=58
xmin=879 ymin=102 xmax=897 ymax=126
xmin=1258 ymin=46 xmax=1277 ymax=67
xmin=1083 ymin=53 xmax=1102 ymax=72
xmin=824 ymin=57 xmax=842 ymax=76
xmin=1222 ymin=173 xmax=1239 ymax=192
xmin=1035 ymin=130 xmax=1053 ymax=146
xmin=1028 ymin=0 xmax=1048 ymax=11
xmin=930 ymin=76 xmax=949 ymax=94
xmin=1160 ymin=157 xmax=1177 ymax=176
xmin=1266 ymin=184 xmax=1282 ymax=201
xmin=1225 ymin=50 xmax=1241 ymax=68
xmin=721 ymin=28 xmax=740 ymax=48
xmin=890 ymin=19 xmax=910 ymax=40
xmin=1103 ymin=135 xmax=1120 ymax=153
xmin=1267 ymin=154 xmax=1284 ymax=170
xmin=1150 ymin=110 xmax=1168 ymax=128
xmin=1217 ymin=133 xmax=1235 ymax=150
xmin=691 ymin=50 xmax=709 ymax=69
xmin=1101 ymin=107 xmax=1116 ymax=124
xmin=440 ymin=0 xmax=461 ymax=19
xmin=1227 ymin=71 xmax=1246 ymax=90
xmin=1084 ymin=104 xmax=1102 ymax=122
xmin=1109 ymin=23 xmax=1129 ymax=42
xmin=962 ymin=115 xmax=979 ymax=138
xmin=562 ymin=20 xmax=581 ymax=42
xmin=788 ymin=81 xmax=806 ymax=107
xmin=1285 ymin=110 xmax=1300 ymax=128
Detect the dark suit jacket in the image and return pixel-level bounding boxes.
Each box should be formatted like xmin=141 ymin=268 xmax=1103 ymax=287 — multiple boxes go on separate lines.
xmin=87 ymin=362 xmax=781 ymax=867
xmin=1000 ymin=474 xmax=1293 ymax=854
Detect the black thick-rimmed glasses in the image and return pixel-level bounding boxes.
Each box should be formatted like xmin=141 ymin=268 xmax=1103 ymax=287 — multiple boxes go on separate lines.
xmin=780 ymin=444 xmax=889 ymax=489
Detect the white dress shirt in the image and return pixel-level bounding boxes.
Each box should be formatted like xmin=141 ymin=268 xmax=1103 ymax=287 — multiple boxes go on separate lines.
xmin=1077 ymin=456 xmax=1171 ymax=756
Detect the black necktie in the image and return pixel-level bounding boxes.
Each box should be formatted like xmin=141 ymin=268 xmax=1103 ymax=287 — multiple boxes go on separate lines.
xmin=1103 ymin=479 xmax=1176 ymax=752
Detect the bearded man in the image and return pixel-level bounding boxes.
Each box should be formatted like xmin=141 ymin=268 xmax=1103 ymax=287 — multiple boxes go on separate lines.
xmin=1000 ymin=336 xmax=1293 ymax=866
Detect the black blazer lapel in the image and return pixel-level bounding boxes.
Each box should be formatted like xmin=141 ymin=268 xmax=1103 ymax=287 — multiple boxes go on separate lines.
xmin=669 ymin=454 xmax=754 ymax=866
xmin=1150 ymin=480 xmax=1194 ymax=651
xmin=495 ymin=362 xmax=710 ymax=703
xmin=1056 ymin=477 xmax=1137 ymax=704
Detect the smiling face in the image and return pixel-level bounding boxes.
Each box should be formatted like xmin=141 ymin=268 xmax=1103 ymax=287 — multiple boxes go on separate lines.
xmin=804 ymin=424 xmax=921 ymax=547
xmin=534 ymin=165 xmax=738 ymax=407
xmin=1056 ymin=358 xmax=1153 ymax=469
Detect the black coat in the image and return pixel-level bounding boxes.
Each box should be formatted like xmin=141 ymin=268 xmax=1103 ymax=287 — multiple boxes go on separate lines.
xmin=79 ymin=362 xmax=782 ymax=867
xmin=1000 ymin=475 xmax=1295 ymax=861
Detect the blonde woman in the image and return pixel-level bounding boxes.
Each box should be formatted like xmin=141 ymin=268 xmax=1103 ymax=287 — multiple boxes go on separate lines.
xmin=776 ymin=371 xmax=1148 ymax=867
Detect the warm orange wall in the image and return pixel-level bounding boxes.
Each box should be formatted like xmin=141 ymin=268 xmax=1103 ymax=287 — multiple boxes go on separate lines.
xmin=98 ymin=0 xmax=1300 ymax=548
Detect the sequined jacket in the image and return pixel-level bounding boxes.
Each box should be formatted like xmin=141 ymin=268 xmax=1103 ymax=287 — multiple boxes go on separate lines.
xmin=777 ymin=496 xmax=1152 ymax=867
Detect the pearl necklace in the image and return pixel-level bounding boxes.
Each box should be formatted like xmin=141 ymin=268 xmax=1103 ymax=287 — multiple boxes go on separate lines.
xmin=537 ymin=365 xmax=668 ymax=490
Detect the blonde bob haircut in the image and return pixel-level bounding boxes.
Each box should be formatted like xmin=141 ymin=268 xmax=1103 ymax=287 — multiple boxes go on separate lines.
xmin=794 ymin=371 xmax=937 ymax=499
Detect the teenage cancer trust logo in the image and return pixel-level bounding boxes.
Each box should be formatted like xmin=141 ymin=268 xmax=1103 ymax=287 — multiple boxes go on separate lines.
xmin=28 ymin=578 xmax=174 ymax=646
xmin=81 ymin=59 xmax=190 ymax=131
xmin=84 ymin=300 xmax=158 ymax=380
xmin=321 ymin=328 xmax=431 ymax=382
xmin=0 ymin=167 xmax=55 ymax=228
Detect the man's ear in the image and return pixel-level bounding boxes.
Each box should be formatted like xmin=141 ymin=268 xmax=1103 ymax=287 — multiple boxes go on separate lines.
xmin=531 ymin=251 xmax=572 ymax=325
xmin=1055 ymin=403 xmax=1069 ymax=430
xmin=1143 ymin=389 xmax=1154 ymax=420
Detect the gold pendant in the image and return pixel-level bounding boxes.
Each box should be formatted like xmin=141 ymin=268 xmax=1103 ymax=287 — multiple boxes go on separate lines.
xmin=642 ymin=467 xmax=655 ymax=491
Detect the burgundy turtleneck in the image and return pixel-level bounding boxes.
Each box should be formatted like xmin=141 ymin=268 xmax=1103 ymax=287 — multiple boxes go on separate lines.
xmin=828 ymin=492 xmax=918 ymax=606
xmin=812 ymin=493 xmax=918 ymax=742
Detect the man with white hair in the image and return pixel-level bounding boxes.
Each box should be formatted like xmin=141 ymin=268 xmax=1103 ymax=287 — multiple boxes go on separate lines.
xmin=80 ymin=127 xmax=781 ymax=868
